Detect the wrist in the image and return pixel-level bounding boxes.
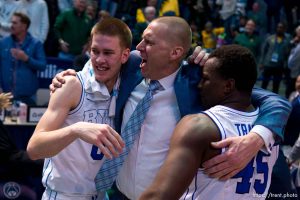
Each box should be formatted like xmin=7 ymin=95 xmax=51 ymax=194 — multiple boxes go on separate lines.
xmin=248 ymin=132 xmax=264 ymax=149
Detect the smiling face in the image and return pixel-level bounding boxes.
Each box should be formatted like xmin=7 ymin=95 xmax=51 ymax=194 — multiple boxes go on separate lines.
xmin=90 ymin=34 xmax=130 ymax=91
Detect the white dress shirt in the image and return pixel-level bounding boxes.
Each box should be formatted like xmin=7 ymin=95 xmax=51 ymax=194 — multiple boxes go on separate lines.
xmin=116 ymin=69 xmax=181 ymax=200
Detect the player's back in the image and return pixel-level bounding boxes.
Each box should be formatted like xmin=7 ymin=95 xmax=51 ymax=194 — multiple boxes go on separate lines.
xmin=180 ymin=105 xmax=279 ymax=200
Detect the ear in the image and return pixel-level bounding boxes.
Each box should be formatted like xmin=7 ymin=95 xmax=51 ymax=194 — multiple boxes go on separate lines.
xmin=121 ymin=48 xmax=130 ymax=64
xmin=170 ymin=46 xmax=184 ymax=61
xmin=224 ymin=79 xmax=235 ymax=95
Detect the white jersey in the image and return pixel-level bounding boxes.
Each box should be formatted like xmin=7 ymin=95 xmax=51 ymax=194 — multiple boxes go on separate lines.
xmin=181 ymin=105 xmax=279 ymax=200
xmin=42 ymin=71 xmax=113 ymax=200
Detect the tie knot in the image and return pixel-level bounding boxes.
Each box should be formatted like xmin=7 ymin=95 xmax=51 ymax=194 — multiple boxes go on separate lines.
xmin=149 ymin=80 xmax=161 ymax=92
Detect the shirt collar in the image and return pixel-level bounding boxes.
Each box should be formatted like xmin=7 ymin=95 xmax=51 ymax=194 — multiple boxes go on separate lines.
xmin=146 ymin=67 xmax=180 ymax=90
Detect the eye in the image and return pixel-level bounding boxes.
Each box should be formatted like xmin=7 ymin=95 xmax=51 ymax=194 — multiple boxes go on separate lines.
xmin=91 ymin=49 xmax=98 ymax=55
xmin=144 ymin=39 xmax=153 ymax=46
xmin=103 ymin=51 xmax=114 ymax=55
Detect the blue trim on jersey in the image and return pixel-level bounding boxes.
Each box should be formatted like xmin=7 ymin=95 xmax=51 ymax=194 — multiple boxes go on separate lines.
xmin=54 ymin=190 xmax=57 ymax=200
xmin=183 ymin=187 xmax=189 ymax=200
xmin=43 ymin=158 xmax=51 ymax=176
xmin=201 ymin=111 xmax=225 ymax=140
xmin=203 ymin=110 xmax=227 ymax=153
xmin=191 ymin=173 xmax=198 ymax=200
xmin=45 ymin=158 xmax=54 ymax=188
xmin=49 ymin=189 xmax=52 ymax=200
xmin=69 ymin=73 xmax=85 ymax=115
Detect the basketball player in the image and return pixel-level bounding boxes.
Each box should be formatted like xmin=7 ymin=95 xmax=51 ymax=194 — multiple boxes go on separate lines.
xmin=26 ymin=18 xmax=131 ymax=200
xmin=139 ymin=45 xmax=279 ymax=200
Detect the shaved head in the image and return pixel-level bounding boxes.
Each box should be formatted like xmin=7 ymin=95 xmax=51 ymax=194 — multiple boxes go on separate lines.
xmin=153 ymin=17 xmax=192 ymax=57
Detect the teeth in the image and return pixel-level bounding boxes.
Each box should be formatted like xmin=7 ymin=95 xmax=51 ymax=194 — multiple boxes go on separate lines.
xmin=97 ymin=67 xmax=107 ymax=71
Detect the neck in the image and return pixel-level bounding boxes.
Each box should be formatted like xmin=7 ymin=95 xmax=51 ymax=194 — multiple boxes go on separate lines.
xmin=221 ymin=93 xmax=254 ymax=112
xmin=105 ymin=75 xmax=119 ymax=93
xmin=14 ymin=32 xmax=26 ymax=43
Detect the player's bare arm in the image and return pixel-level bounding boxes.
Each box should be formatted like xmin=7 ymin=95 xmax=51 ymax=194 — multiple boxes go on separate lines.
xmin=27 ymin=76 xmax=124 ymax=160
xmin=139 ymin=114 xmax=220 ymax=200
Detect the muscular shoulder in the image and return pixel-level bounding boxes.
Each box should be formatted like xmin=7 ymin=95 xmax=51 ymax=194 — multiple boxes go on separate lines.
xmin=171 ymin=114 xmax=221 ymax=165
xmin=49 ymin=75 xmax=82 ymax=109
xmin=174 ymin=114 xmax=219 ymax=143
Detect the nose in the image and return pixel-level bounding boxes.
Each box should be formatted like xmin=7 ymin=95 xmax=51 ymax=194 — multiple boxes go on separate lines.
xmin=136 ymin=40 xmax=144 ymax=52
xmin=95 ymin=53 xmax=105 ymax=64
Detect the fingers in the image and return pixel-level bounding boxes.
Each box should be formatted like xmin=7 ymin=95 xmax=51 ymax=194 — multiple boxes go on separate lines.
xmin=49 ymin=69 xmax=76 ymax=93
xmin=199 ymin=53 xmax=209 ymax=66
xmin=95 ymin=125 xmax=125 ymax=159
xmin=194 ymin=50 xmax=207 ymax=64
xmin=97 ymin=142 xmax=113 ymax=160
xmin=65 ymin=69 xmax=77 ymax=76
xmin=210 ymin=138 xmax=233 ymax=149
xmin=204 ymin=159 xmax=236 ymax=178
xmin=203 ymin=153 xmax=227 ymax=169
xmin=105 ymin=126 xmax=125 ymax=154
xmin=192 ymin=46 xmax=203 ymax=60
xmin=219 ymin=169 xmax=240 ymax=181
xmin=203 ymin=153 xmax=240 ymax=180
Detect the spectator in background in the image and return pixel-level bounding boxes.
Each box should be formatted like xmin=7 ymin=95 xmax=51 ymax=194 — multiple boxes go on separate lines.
xmin=216 ymin=0 xmax=239 ymax=43
xmin=58 ymin=0 xmax=73 ymax=13
xmin=98 ymin=0 xmax=119 ymax=17
xmin=54 ymin=0 xmax=93 ymax=61
xmin=289 ymin=75 xmax=300 ymax=102
xmin=259 ymin=22 xmax=290 ymax=94
xmin=98 ymin=9 xmax=111 ymax=21
xmin=287 ymin=133 xmax=300 ymax=197
xmin=201 ymin=21 xmax=224 ymax=52
xmin=132 ymin=6 xmax=156 ymax=47
xmin=44 ymin=0 xmax=60 ymax=56
xmin=0 ymin=12 xmax=46 ymax=106
xmin=286 ymin=26 xmax=300 ymax=99
xmin=86 ymin=0 xmax=98 ymax=24
xmin=18 ymin=0 xmax=49 ymax=43
xmin=190 ymin=20 xmax=201 ymax=49
xmin=264 ymin=0 xmax=283 ymax=34
xmin=136 ymin=0 xmax=179 ymax=23
xmin=283 ymin=78 xmax=300 ymax=146
xmin=0 ymin=0 xmax=21 ymax=39
xmin=247 ymin=1 xmax=267 ymax=38
xmin=234 ymin=19 xmax=261 ymax=61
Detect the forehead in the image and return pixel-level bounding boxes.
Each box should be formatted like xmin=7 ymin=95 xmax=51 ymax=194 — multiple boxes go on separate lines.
xmin=11 ymin=15 xmax=20 ymax=22
xmin=203 ymin=57 xmax=218 ymax=73
xmin=91 ymin=34 xmax=122 ymax=49
xmin=143 ymin=21 xmax=168 ymax=39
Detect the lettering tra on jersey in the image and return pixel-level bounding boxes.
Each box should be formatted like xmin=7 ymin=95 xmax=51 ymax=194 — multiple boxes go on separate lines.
xmin=234 ymin=123 xmax=254 ymax=136
xmin=83 ymin=109 xmax=113 ymax=125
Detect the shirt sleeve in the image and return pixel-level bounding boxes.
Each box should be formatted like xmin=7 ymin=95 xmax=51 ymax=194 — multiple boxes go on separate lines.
xmin=251 ymin=125 xmax=275 ymax=154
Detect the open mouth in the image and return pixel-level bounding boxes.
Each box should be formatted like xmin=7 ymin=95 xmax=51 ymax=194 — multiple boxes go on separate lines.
xmin=141 ymin=58 xmax=147 ymax=67
xmin=95 ymin=66 xmax=109 ymax=71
